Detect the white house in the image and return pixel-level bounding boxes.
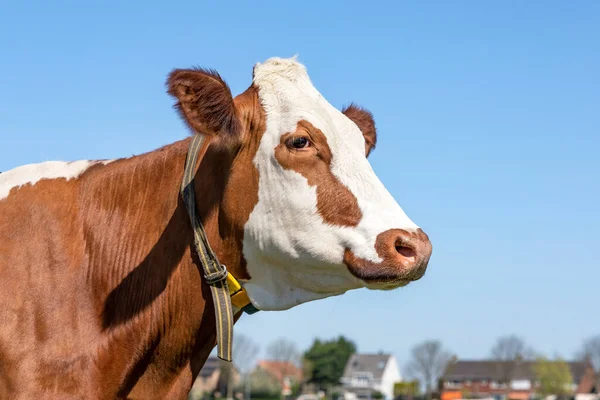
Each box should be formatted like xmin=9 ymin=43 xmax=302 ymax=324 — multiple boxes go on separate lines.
xmin=340 ymin=353 xmax=402 ymax=400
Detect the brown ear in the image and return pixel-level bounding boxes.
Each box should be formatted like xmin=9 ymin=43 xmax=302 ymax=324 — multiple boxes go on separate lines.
xmin=342 ymin=104 xmax=377 ymax=157
xmin=167 ymin=68 xmax=241 ymax=146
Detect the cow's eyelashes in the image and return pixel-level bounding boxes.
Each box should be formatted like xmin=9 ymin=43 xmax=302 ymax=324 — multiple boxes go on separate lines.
xmin=286 ymin=136 xmax=312 ymax=149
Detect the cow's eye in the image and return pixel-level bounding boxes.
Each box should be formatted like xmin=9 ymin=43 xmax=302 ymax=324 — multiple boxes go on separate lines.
xmin=287 ymin=136 xmax=311 ymax=149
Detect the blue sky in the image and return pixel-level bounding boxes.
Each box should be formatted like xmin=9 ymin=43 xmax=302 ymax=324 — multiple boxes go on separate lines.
xmin=1 ymin=1 xmax=598 ymax=371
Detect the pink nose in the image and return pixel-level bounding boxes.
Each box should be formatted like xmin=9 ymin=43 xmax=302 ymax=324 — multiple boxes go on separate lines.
xmin=376 ymin=228 xmax=432 ymax=279
xmin=344 ymin=228 xmax=432 ymax=284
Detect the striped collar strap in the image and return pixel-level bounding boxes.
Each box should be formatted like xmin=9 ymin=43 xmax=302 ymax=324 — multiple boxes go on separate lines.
xmin=180 ymin=134 xmax=257 ymax=362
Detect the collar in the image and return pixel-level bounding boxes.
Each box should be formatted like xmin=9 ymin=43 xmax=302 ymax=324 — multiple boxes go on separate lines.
xmin=180 ymin=133 xmax=259 ymax=362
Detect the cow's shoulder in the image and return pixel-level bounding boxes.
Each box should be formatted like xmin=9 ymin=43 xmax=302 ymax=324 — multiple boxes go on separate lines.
xmin=0 ymin=159 xmax=115 ymax=202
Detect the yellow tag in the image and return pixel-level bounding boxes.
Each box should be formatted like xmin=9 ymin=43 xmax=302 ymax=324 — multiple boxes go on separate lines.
xmin=227 ymin=273 xmax=242 ymax=294
xmin=227 ymin=273 xmax=251 ymax=309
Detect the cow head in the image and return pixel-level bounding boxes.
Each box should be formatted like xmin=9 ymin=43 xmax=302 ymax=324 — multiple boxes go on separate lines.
xmin=167 ymin=57 xmax=432 ymax=311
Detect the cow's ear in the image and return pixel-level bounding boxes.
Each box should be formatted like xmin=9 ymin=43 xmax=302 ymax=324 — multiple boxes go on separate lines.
xmin=342 ymin=104 xmax=377 ymax=157
xmin=167 ymin=68 xmax=241 ymax=147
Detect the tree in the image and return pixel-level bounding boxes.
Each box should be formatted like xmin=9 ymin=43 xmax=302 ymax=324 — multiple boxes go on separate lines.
xmin=405 ymin=340 xmax=452 ymax=400
xmin=394 ymin=380 xmax=421 ymax=399
xmin=249 ymin=367 xmax=282 ymax=400
xmin=533 ymin=357 xmax=573 ymax=398
xmin=215 ymin=334 xmax=261 ymax=400
xmin=231 ymin=334 xmax=260 ymax=400
xmin=575 ymin=335 xmax=600 ymax=372
xmin=266 ymin=338 xmax=300 ymax=397
xmin=490 ymin=335 xmax=534 ymax=398
xmin=372 ymin=390 xmax=385 ymax=399
xmin=235 ymin=334 xmax=261 ymax=374
xmin=301 ymin=357 xmax=314 ymax=385
xmin=303 ymin=335 xmax=357 ymax=391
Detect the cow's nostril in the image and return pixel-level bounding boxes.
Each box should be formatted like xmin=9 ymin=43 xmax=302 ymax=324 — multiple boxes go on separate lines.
xmin=395 ymin=241 xmax=416 ymax=259
xmin=345 ymin=228 xmax=432 ymax=285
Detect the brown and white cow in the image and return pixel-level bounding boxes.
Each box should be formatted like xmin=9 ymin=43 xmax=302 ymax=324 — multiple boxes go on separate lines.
xmin=0 ymin=57 xmax=432 ymax=399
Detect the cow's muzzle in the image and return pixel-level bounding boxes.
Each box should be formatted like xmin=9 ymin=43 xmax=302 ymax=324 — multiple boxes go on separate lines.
xmin=344 ymin=228 xmax=432 ymax=287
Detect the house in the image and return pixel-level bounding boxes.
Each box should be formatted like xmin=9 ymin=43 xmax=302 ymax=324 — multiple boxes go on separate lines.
xmin=580 ymin=373 xmax=600 ymax=399
xmin=189 ymin=357 xmax=241 ymax=399
xmin=253 ymin=360 xmax=304 ymax=395
xmin=439 ymin=360 xmax=597 ymax=400
xmin=340 ymin=353 xmax=402 ymax=400
xmin=256 ymin=360 xmax=304 ymax=385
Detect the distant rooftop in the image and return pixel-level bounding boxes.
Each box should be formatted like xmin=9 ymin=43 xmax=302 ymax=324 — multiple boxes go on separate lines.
xmin=256 ymin=360 xmax=303 ymax=382
xmin=342 ymin=353 xmax=393 ymax=380
xmin=199 ymin=356 xmax=239 ymax=379
xmin=442 ymin=359 xmax=589 ymax=382
xmin=198 ymin=357 xmax=221 ymax=378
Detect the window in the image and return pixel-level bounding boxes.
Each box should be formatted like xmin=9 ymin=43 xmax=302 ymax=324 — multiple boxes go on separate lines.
xmin=355 ymin=373 xmax=371 ymax=385
xmin=377 ymin=361 xmax=385 ymax=369
xmin=510 ymin=380 xmax=531 ymax=390
xmin=491 ymin=381 xmax=504 ymax=389
xmin=445 ymin=381 xmax=461 ymax=389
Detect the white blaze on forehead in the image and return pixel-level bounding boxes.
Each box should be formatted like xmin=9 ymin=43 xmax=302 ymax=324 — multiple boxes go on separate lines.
xmin=0 ymin=159 xmax=113 ymax=201
xmin=242 ymin=57 xmax=419 ymax=310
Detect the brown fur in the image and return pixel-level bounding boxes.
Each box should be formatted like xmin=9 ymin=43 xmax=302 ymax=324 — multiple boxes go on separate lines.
xmin=342 ymin=104 xmax=377 ymax=156
xmin=167 ymin=68 xmax=242 ymax=149
xmin=0 ymin=63 xmax=389 ymax=399
xmin=0 ymin=82 xmax=265 ymax=398
xmin=274 ymin=120 xmax=363 ymax=227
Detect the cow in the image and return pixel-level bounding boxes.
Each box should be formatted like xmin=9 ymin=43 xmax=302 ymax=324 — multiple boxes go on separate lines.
xmin=0 ymin=56 xmax=432 ymax=399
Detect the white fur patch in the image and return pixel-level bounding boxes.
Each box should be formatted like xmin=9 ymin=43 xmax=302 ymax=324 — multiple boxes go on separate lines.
xmin=0 ymin=159 xmax=113 ymax=201
xmin=242 ymin=57 xmax=420 ymax=311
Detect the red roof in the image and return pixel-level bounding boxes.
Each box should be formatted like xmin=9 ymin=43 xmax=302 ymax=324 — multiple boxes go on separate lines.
xmin=257 ymin=360 xmax=303 ymax=382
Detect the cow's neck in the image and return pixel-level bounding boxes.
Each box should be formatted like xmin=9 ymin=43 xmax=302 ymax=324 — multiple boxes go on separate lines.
xmin=83 ymin=137 xmax=249 ymax=396
xmin=189 ymin=141 xmax=251 ymax=281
